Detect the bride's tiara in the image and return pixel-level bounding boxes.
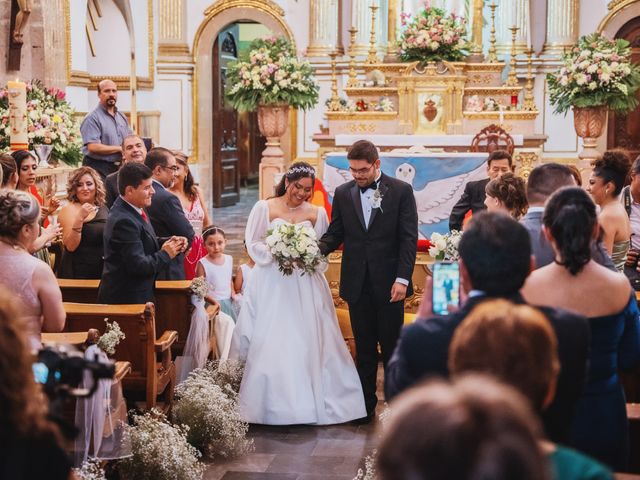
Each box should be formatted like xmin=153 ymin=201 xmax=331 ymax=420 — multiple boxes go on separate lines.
xmin=286 ymin=165 xmax=316 ymax=177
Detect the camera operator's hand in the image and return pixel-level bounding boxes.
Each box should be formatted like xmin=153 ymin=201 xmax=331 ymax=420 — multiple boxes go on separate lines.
xmin=161 ymin=237 xmax=181 ymax=259
xmin=626 ymin=248 xmax=639 ymax=269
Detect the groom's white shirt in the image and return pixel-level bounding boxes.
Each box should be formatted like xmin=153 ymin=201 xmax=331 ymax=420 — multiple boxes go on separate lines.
xmin=359 ymin=170 xmax=408 ymax=287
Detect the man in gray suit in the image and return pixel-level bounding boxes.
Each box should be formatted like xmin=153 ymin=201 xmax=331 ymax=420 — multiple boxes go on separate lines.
xmin=520 ymin=163 xmax=615 ymax=270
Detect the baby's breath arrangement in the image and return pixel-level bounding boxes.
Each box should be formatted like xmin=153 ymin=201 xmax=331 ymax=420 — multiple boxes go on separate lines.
xmin=173 ymin=362 xmax=252 ymax=458
xmin=117 ymin=409 xmax=204 ymax=480
xmin=96 ymin=319 xmax=125 ymax=355
xmin=189 ymin=276 xmax=209 ymax=300
xmin=353 ymin=449 xmax=378 ymax=480
xmin=203 ymin=359 xmax=245 ymax=394
xmin=74 ymin=459 xmax=106 ymax=480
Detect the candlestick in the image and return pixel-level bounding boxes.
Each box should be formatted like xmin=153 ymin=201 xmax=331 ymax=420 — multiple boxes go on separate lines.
xmin=328 ymin=51 xmax=342 ymax=111
xmin=498 ymin=104 xmax=505 ymax=126
xmin=487 ymin=3 xmax=498 ymax=63
xmin=365 ymin=4 xmax=379 ymax=65
xmin=8 ymin=80 xmax=28 ymax=151
xmin=347 ymin=26 xmax=359 ymax=88
xmin=505 ymin=25 xmax=520 ymax=87
xmin=523 ymin=47 xmax=537 ymax=111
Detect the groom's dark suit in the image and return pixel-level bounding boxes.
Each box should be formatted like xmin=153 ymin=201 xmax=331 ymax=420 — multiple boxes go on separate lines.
xmin=319 ymin=172 xmax=418 ymax=415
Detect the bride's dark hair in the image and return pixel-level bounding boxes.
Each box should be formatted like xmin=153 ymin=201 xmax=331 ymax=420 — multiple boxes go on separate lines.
xmin=274 ymin=161 xmax=316 ymax=197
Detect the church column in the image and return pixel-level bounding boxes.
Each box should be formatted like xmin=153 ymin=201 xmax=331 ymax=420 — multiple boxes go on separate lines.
xmin=307 ymin=0 xmax=342 ymax=56
xmin=495 ymin=0 xmax=529 ymax=55
xmin=158 ymin=0 xmax=189 ymax=60
xmin=542 ymin=0 xmax=578 ymax=56
xmin=351 ymin=0 xmax=376 ymax=55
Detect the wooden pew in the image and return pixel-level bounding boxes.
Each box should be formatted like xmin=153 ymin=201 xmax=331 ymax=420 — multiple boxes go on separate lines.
xmin=57 ymin=279 xmax=219 ymax=356
xmin=62 ymin=302 xmax=177 ymax=412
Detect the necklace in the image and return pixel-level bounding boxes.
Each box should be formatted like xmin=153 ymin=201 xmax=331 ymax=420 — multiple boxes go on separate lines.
xmin=284 ymin=198 xmax=303 ymax=211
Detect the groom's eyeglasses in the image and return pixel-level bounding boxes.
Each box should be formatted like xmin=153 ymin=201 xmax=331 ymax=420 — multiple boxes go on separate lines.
xmin=349 ymin=164 xmax=375 ymax=176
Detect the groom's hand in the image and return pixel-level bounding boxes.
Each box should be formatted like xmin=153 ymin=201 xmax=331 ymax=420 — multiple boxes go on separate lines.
xmin=390 ymin=282 xmax=407 ymax=303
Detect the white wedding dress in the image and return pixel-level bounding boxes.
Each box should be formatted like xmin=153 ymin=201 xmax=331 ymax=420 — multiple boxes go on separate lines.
xmin=229 ymin=200 xmax=366 ymax=425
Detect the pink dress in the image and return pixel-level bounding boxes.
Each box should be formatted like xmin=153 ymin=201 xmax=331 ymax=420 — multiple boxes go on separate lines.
xmin=0 ymin=242 xmax=44 ymax=351
xmin=183 ymin=198 xmax=207 ymax=280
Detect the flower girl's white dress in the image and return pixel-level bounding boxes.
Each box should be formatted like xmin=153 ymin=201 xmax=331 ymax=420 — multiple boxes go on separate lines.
xmin=230 ymin=200 xmax=366 ymax=425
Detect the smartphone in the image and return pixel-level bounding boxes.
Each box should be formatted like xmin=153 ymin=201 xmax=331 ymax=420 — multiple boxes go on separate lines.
xmin=432 ymin=261 xmax=460 ymax=315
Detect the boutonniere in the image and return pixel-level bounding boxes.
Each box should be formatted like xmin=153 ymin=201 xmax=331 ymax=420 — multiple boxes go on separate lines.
xmin=370 ymin=187 xmax=384 ymax=212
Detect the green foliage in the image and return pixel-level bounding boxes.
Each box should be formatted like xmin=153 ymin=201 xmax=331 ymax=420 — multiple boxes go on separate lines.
xmin=546 ymin=33 xmax=640 ymax=115
xmin=225 ymin=36 xmax=319 ymax=112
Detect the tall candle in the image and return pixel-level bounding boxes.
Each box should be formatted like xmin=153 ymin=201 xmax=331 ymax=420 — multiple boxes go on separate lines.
xmin=8 ymin=80 xmax=28 ymax=151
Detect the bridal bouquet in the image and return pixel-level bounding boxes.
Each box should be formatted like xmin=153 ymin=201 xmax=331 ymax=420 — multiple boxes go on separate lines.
xmin=428 ymin=230 xmax=462 ymax=261
xmin=265 ymin=223 xmax=325 ymax=276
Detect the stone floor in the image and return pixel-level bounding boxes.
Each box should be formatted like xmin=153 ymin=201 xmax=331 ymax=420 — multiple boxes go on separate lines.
xmin=210 ymin=185 xmax=259 ymax=267
xmin=202 ymin=382 xmax=384 ymax=480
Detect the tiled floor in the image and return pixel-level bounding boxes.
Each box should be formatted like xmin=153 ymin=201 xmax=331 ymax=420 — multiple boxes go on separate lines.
xmin=202 ymin=371 xmax=386 ymax=480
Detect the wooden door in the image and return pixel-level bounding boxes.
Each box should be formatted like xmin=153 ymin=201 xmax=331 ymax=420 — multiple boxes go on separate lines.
xmin=238 ymin=110 xmax=265 ymax=184
xmin=607 ymin=18 xmax=640 ymax=160
xmin=212 ymin=29 xmax=240 ymax=206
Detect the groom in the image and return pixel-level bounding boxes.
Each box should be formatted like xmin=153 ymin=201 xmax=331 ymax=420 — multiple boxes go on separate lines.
xmin=319 ymin=140 xmax=418 ymax=422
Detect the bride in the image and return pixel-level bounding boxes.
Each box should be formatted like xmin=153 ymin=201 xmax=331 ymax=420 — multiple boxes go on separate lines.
xmin=230 ymin=162 xmax=366 ymax=425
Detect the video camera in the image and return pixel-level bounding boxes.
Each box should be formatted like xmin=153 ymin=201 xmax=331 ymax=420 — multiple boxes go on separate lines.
xmin=34 ymin=343 xmax=115 ymax=401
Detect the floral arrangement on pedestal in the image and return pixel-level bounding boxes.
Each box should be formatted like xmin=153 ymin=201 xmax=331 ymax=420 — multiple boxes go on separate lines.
xmin=428 ymin=230 xmax=462 ymax=261
xmin=398 ymin=6 xmax=469 ymax=63
xmin=547 ymin=33 xmax=640 ymax=115
xmin=0 ymin=79 xmax=82 ymax=165
xmin=225 ymin=36 xmax=319 ymax=112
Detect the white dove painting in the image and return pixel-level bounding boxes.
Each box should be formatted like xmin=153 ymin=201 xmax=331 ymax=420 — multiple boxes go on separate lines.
xmin=323 ymin=152 xmax=489 ymax=239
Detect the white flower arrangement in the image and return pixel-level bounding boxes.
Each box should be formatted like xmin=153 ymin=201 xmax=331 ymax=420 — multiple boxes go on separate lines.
xmin=117 ymin=409 xmax=204 ymax=480
xmin=96 ymin=319 xmax=125 ymax=356
xmin=74 ymin=459 xmax=106 ymax=480
xmin=374 ymin=97 xmax=394 ymax=112
xmin=428 ymin=230 xmax=462 ymax=261
xmin=173 ymin=361 xmax=252 ymax=458
xmin=265 ymin=223 xmax=325 ymax=276
xmin=189 ymin=276 xmax=209 ymax=300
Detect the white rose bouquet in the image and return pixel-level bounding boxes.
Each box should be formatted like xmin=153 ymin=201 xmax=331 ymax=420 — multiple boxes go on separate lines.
xmin=428 ymin=230 xmax=462 ymax=261
xmin=265 ymin=223 xmax=325 ymax=276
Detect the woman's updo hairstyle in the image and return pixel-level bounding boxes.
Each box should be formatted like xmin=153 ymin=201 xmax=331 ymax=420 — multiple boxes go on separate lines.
xmin=485 ymin=172 xmax=528 ymax=219
xmin=593 ymin=150 xmax=631 ymax=196
xmin=0 ymin=190 xmax=40 ymax=239
xmin=274 ymin=161 xmax=316 ymax=198
xmin=543 ymin=187 xmax=597 ymax=276
xmin=11 ymin=149 xmax=37 ymax=170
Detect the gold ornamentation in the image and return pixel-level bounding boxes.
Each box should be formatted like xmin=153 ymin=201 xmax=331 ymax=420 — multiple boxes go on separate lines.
xmin=522 ymin=48 xmax=536 ymax=111
xmin=327 ymin=111 xmax=398 ymax=120
xmin=463 ymin=111 xmax=538 ymax=120
xmin=505 ymin=26 xmax=520 ymax=87
xmin=464 ymin=86 xmax=522 ymax=96
xmin=366 ymin=4 xmax=380 ymax=65
xmin=347 ymin=123 xmax=377 ymax=133
xmin=487 ymin=3 xmax=498 ymax=63
xmin=327 ymin=51 xmax=342 ymax=111
xmin=515 ymin=151 xmax=539 ymax=179
xmin=470 ymin=0 xmax=484 ymax=55
xmin=346 ymin=26 xmax=359 ymax=88
xmin=598 ymin=0 xmax=639 ymax=32
xmin=344 ymin=87 xmax=397 ymax=96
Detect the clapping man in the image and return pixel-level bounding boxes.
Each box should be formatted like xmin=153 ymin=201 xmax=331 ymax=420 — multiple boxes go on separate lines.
xmin=144 ymin=147 xmax=195 ymax=280
xmin=98 ymin=163 xmax=186 ymax=304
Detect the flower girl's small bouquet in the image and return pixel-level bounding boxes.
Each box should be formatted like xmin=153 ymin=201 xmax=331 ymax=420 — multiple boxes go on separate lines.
xmin=97 ymin=319 xmax=125 ymax=356
xmin=265 ymin=223 xmax=325 ymax=276
xmin=428 ymin=230 xmax=462 ymax=261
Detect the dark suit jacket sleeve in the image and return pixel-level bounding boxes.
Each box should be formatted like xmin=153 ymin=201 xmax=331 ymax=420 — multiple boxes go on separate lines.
xmin=105 ymin=175 xmax=117 ymax=209
xmin=449 ymin=183 xmax=472 ymax=231
xmin=161 ymin=194 xmax=195 ymax=247
xmin=319 ymin=188 xmax=345 ymax=256
xmin=396 ymin=183 xmax=418 ymax=281
xmin=112 ymin=217 xmax=171 ymax=275
xmin=385 ymin=326 xmax=418 ymax=400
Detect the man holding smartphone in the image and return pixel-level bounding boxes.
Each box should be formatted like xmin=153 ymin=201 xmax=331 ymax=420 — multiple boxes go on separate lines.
xmin=385 ymin=212 xmax=590 ymax=444
xmin=319 ymin=140 xmax=418 ymax=423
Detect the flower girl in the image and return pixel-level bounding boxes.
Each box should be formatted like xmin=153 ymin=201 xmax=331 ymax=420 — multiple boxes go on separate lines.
xmin=196 ymin=227 xmax=239 ymax=321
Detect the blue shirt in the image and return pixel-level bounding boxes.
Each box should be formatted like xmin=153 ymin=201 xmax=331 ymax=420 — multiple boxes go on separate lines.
xmin=80 ymin=104 xmax=132 ymax=163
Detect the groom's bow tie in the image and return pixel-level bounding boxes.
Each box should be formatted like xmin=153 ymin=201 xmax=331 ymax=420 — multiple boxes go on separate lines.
xmin=359 ymin=182 xmax=378 ymax=194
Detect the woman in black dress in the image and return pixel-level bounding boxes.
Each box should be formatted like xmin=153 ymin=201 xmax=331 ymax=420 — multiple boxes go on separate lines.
xmin=57 ymin=166 xmax=108 ymax=279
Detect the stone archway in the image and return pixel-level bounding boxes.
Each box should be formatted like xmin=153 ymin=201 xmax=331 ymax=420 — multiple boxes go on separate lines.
xmin=192 ymin=0 xmax=295 ymax=207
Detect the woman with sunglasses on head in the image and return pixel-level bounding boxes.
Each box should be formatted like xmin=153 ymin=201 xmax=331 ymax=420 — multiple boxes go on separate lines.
xmin=230 ymin=161 xmax=366 ymax=426
xmin=11 ymin=150 xmax=61 ymax=264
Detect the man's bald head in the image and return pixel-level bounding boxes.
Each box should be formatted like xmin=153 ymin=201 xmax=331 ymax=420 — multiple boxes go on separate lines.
xmin=97 ymin=79 xmax=118 ymax=109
